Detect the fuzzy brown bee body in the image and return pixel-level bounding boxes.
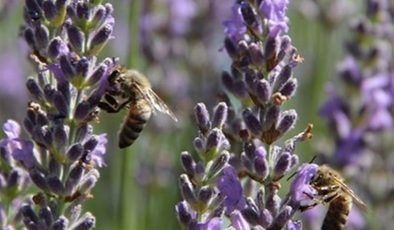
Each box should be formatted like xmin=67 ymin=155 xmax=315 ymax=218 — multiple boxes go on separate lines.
xmin=99 ymin=66 xmax=177 ymax=148
xmin=301 ymin=165 xmax=367 ymax=230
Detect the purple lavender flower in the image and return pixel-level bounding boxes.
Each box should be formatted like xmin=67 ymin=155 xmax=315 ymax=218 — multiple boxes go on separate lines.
xmin=0 ymin=120 xmax=36 ymax=169
xmin=0 ymin=0 xmax=117 ymax=228
xmin=223 ymin=4 xmax=247 ymax=42
xmin=260 ymin=0 xmax=290 ymax=37
xmin=230 ymin=210 xmax=249 ymax=230
xmin=287 ymin=164 xmax=318 ymax=207
xmin=217 ymin=166 xmax=245 ymax=214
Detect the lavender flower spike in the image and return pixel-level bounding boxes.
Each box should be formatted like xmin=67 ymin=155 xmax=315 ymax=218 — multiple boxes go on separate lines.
xmin=0 ymin=0 xmax=117 ymax=228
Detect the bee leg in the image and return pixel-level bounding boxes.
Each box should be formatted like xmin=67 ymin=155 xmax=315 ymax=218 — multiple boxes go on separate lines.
xmin=299 ymin=203 xmax=319 ymax=212
xmin=104 ymin=94 xmax=119 ymax=107
xmin=98 ymin=101 xmax=118 ymax=113
xmin=299 ymin=192 xmax=320 ymax=212
xmin=320 ymin=191 xmax=341 ymax=204
xmin=98 ymin=98 xmax=131 ymax=113
xmin=317 ymin=185 xmax=340 ymax=193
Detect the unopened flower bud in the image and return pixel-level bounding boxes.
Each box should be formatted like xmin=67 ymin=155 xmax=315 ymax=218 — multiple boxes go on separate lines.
xmin=274 ymin=152 xmax=292 ymax=179
xmin=47 ymin=175 xmax=65 ymax=195
xmin=241 ymin=206 xmax=260 ymax=225
xmin=280 ymin=78 xmax=297 ymax=97
xmin=244 ymin=70 xmax=256 ymax=92
xmin=256 ymin=187 xmax=265 ymax=210
xmin=7 ymin=169 xmax=21 ymax=188
xmin=88 ymin=63 xmax=107 ymax=85
xmin=273 ymin=65 xmax=292 ymax=91
xmin=76 ymin=2 xmax=90 ymax=20
xmin=242 ymin=109 xmax=262 ymax=136
xmin=266 ymin=191 xmax=281 ymax=217
xmin=249 ymin=42 xmax=264 ymax=65
xmin=65 ymin=164 xmax=84 ymax=195
xmin=263 ymin=105 xmax=280 ymax=131
xmin=180 ymin=151 xmax=196 ymax=176
xmin=208 ymin=151 xmax=230 ymax=178
xmin=51 ymin=216 xmax=68 ymax=230
xmin=84 ymin=136 xmax=98 ymax=151
xmin=53 ymin=124 xmax=68 ymax=148
xmin=49 ymin=37 xmax=69 ymax=60
xmin=265 ymin=37 xmax=277 ymax=60
xmin=39 ymin=206 xmax=53 ymax=227
xmin=175 ymin=201 xmax=193 ymax=226
xmin=75 ymin=101 xmax=91 ymax=121
xmin=179 ymin=174 xmax=197 ymax=206
xmin=49 ymin=157 xmax=61 ymax=177
xmin=75 ymin=124 xmax=92 ymax=143
xmin=254 ymin=155 xmax=268 ymax=180
xmin=25 ymin=0 xmax=42 ymax=20
xmin=21 ymin=204 xmax=39 ymax=224
xmin=192 ymin=137 xmax=204 ymax=153
xmin=36 ymin=111 xmax=49 ymax=126
xmin=43 ymin=0 xmax=57 ymax=20
xmin=277 ymin=110 xmax=297 ymax=134
xmin=271 ymin=206 xmax=292 ymax=230
xmin=198 ymin=186 xmax=214 ymax=205
xmin=194 ymin=103 xmax=210 ymax=133
xmin=89 ymin=24 xmax=113 ymax=55
xmin=74 ymin=213 xmax=95 ymax=230
xmin=53 ymin=91 xmax=69 ymax=116
xmin=65 ymin=204 xmax=81 ymax=224
xmin=67 ymin=143 xmax=84 ymax=161
xmin=221 ymin=71 xmax=234 ymax=93
xmin=90 ymin=5 xmax=106 ymax=28
xmin=240 ymin=2 xmax=257 ymax=27
xmin=255 ymin=79 xmax=271 ymax=104
xmin=260 ymin=209 xmax=273 ymax=228
xmin=26 ymin=77 xmax=43 ymax=100
xmin=24 ymin=27 xmax=35 ymax=48
xmin=206 ymin=129 xmax=225 ymax=155
xmin=34 ymin=25 xmax=50 ymax=52
xmin=212 ymin=102 xmax=228 ymax=128
xmin=79 ymin=172 xmax=99 ymax=194
xmin=224 ymin=37 xmax=238 ymax=59
xmin=67 ymin=24 xmax=84 ymax=53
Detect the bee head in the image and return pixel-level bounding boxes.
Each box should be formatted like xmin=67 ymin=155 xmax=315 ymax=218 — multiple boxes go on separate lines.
xmin=108 ymin=69 xmax=121 ymax=84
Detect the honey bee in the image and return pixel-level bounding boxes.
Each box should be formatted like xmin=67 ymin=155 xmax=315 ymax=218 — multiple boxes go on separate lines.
xmin=98 ymin=65 xmax=177 ymax=148
xmin=300 ymin=165 xmax=367 ymax=230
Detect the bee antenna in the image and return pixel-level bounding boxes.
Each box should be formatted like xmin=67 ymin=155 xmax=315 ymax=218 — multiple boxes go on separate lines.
xmin=309 ymin=155 xmax=317 ymax=164
xmin=287 ymin=170 xmax=297 ymax=181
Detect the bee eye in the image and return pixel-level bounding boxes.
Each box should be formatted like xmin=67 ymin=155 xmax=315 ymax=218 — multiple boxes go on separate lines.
xmin=109 ymin=70 xmax=120 ymax=83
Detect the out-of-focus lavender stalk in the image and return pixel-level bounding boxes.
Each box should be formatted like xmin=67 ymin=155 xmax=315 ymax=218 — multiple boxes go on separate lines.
xmin=315 ymin=0 xmax=394 ymax=228
xmin=176 ymin=0 xmax=320 ymax=229
xmin=0 ymin=0 xmax=117 ymax=228
xmin=295 ymin=0 xmax=359 ymax=29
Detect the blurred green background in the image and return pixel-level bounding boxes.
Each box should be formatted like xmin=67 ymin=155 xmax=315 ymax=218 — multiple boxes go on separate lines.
xmin=0 ymin=0 xmax=365 ymax=229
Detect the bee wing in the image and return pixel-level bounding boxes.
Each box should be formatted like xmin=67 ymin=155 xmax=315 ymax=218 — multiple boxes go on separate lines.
xmin=334 ymin=177 xmax=368 ymax=211
xmin=134 ymin=84 xmax=178 ymax=122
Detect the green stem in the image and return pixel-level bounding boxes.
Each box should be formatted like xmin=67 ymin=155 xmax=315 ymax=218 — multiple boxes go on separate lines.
xmin=119 ymin=0 xmax=141 ymax=229
xmin=119 ymin=148 xmax=132 ymax=229
xmin=126 ymin=0 xmax=141 ymax=68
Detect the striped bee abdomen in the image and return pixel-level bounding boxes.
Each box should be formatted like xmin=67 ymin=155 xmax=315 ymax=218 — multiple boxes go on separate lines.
xmin=118 ymin=99 xmax=152 ymax=148
xmin=322 ymin=194 xmax=352 ymax=230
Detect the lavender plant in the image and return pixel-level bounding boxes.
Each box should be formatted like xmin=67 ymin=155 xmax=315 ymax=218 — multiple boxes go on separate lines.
xmin=176 ymin=0 xmax=319 ymax=229
xmin=0 ymin=0 xmax=116 ymax=228
xmin=315 ymin=0 xmax=394 ymax=228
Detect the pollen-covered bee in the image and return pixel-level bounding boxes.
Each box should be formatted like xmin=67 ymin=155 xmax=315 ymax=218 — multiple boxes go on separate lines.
xmin=301 ymin=165 xmax=367 ymax=230
xmin=98 ymin=65 xmax=177 ymax=148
